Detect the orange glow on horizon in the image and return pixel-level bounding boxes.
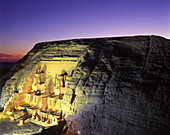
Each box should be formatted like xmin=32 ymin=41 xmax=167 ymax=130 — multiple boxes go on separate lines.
xmin=0 ymin=42 xmax=32 ymax=62
xmin=0 ymin=54 xmax=23 ymax=62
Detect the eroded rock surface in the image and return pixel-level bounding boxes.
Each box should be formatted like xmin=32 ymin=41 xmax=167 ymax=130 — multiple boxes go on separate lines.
xmin=0 ymin=36 xmax=170 ymax=135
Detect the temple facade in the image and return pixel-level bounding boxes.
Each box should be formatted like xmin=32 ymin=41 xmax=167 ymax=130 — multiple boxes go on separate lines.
xmin=4 ymin=58 xmax=79 ymax=126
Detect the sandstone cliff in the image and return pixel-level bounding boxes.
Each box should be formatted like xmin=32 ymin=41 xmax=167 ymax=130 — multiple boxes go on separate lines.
xmin=0 ymin=36 xmax=170 ymax=135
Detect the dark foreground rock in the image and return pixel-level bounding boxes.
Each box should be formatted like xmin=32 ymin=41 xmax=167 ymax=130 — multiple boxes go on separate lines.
xmin=0 ymin=35 xmax=170 ymax=135
xmin=0 ymin=120 xmax=42 ymax=135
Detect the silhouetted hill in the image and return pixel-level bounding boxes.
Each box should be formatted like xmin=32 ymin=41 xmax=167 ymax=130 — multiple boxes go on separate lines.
xmin=0 ymin=62 xmax=15 ymax=76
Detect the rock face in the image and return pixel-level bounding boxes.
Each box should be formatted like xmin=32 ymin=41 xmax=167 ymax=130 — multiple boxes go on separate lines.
xmin=0 ymin=36 xmax=170 ymax=135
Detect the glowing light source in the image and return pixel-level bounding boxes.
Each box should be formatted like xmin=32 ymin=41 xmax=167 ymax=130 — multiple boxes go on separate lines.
xmin=55 ymin=90 xmax=60 ymax=95
xmin=19 ymin=89 xmax=23 ymax=93
xmin=42 ymin=90 xmax=45 ymax=93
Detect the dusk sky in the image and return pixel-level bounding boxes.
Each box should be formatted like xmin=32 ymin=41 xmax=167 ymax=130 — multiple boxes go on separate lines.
xmin=0 ymin=0 xmax=170 ymax=62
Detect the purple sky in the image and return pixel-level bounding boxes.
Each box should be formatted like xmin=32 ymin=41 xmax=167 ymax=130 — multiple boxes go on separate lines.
xmin=0 ymin=0 xmax=170 ymax=62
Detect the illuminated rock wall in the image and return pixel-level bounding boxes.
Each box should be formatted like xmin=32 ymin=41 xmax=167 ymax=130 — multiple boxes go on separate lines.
xmin=62 ymin=36 xmax=170 ymax=135
xmin=0 ymin=41 xmax=87 ymax=108
xmin=1 ymin=36 xmax=170 ymax=135
xmin=22 ymin=61 xmax=79 ymax=92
